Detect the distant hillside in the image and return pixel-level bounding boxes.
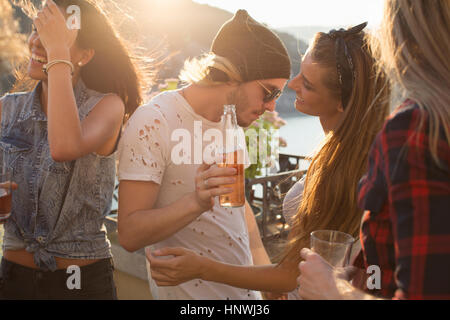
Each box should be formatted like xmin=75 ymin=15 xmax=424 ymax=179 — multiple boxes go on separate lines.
xmin=130 ymin=0 xmax=307 ymax=114
xmin=132 ymin=0 xmax=307 ymax=79
xmin=278 ymin=25 xmax=343 ymax=45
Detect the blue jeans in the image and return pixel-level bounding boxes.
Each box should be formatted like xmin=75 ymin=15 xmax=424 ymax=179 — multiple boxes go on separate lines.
xmin=0 ymin=258 xmax=117 ymax=300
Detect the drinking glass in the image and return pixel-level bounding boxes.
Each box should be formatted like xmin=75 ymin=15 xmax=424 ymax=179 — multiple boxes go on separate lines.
xmin=0 ymin=172 xmax=13 ymax=223
xmin=310 ymin=230 xmax=355 ymax=267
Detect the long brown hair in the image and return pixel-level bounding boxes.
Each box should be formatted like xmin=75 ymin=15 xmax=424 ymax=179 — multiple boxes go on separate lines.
xmin=374 ymin=0 xmax=450 ymax=167
xmin=12 ymin=0 xmax=151 ymax=119
xmin=281 ymin=28 xmax=391 ymax=266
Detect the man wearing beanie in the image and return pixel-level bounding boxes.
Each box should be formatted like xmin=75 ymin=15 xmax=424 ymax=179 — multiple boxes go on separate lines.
xmin=118 ymin=10 xmax=291 ymax=300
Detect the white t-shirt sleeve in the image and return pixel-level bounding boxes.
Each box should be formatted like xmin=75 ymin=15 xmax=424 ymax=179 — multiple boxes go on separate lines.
xmin=118 ymin=105 xmax=169 ymax=184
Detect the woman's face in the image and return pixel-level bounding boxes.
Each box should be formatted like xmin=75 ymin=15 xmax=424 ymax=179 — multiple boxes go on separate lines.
xmin=288 ymin=52 xmax=343 ymax=120
xmin=27 ymin=28 xmax=51 ymax=80
xmin=26 ymin=6 xmax=85 ymax=81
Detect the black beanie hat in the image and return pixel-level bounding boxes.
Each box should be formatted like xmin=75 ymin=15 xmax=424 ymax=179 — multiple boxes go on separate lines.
xmin=210 ymin=10 xmax=291 ymax=82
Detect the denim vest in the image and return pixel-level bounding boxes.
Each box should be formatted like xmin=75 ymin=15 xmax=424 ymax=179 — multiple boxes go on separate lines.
xmin=0 ymin=80 xmax=115 ymax=271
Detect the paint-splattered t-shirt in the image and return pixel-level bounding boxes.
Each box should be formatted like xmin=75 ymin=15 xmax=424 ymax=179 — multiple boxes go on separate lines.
xmin=117 ymin=90 xmax=261 ymax=300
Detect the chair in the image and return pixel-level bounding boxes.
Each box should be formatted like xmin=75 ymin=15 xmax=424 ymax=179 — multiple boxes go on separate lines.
xmin=246 ymin=168 xmax=306 ymax=241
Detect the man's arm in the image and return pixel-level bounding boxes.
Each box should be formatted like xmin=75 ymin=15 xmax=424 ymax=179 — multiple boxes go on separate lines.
xmin=118 ymin=163 xmax=237 ymax=253
xmin=117 ymin=104 xmax=202 ymax=252
xmin=244 ymin=200 xmax=271 ymax=265
xmin=118 ymin=180 xmax=202 ymax=252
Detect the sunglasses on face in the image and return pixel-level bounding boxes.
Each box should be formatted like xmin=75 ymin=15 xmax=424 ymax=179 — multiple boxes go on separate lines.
xmin=257 ymin=81 xmax=282 ymax=103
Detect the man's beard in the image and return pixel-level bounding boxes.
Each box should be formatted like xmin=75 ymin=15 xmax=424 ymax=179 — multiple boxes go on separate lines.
xmin=228 ymin=86 xmax=251 ymax=127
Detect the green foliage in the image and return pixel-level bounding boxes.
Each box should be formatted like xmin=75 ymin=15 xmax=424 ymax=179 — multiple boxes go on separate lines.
xmin=245 ymin=111 xmax=287 ymax=179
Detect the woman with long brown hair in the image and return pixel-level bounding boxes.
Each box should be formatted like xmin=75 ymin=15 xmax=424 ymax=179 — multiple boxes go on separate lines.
xmin=146 ymin=22 xmax=391 ymax=297
xmin=298 ymin=0 xmax=450 ymax=300
xmin=0 ymin=0 xmax=144 ymax=299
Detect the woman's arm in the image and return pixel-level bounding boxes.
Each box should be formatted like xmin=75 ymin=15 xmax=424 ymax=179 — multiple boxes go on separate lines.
xmin=35 ymin=1 xmax=124 ymax=162
xmin=148 ymin=247 xmax=299 ymax=293
xmin=245 ymin=201 xmax=271 ymax=265
xmin=47 ymin=68 xmax=124 ymax=161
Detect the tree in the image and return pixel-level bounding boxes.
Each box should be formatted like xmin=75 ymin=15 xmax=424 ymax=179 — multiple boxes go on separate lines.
xmin=0 ymin=0 xmax=28 ymax=94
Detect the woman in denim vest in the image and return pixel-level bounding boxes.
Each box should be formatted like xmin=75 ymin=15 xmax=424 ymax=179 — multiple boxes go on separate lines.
xmin=0 ymin=0 xmax=143 ymax=299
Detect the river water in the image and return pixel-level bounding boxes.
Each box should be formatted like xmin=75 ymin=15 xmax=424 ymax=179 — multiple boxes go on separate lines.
xmin=278 ymin=114 xmax=325 ymax=158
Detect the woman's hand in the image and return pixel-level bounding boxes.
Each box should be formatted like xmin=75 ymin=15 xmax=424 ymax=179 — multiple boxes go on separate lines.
xmin=33 ymin=0 xmax=77 ymax=56
xmin=146 ymin=247 xmax=208 ymax=286
xmin=191 ymin=163 xmax=236 ymax=213
xmin=297 ymin=248 xmax=357 ymax=300
xmin=262 ymin=292 xmax=289 ymax=300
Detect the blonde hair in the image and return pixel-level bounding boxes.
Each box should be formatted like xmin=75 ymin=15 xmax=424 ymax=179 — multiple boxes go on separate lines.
xmin=373 ymin=0 xmax=450 ymax=167
xmin=179 ymin=53 xmax=243 ymax=86
xmin=281 ymin=31 xmax=391 ymax=266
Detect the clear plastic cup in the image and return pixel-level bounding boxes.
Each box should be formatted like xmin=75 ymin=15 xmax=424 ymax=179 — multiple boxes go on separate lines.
xmin=310 ymin=230 xmax=355 ymax=267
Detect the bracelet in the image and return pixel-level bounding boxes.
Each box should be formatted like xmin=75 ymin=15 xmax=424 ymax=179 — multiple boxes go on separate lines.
xmin=43 ymin=60 xmax=74 ymax=76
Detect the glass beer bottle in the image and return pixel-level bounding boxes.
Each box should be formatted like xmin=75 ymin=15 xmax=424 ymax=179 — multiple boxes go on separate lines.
xmin=218 ymin=105 xmax=245 ymax=208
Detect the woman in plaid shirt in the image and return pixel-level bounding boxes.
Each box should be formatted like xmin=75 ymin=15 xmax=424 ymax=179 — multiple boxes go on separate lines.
xmin=297 ymin=0 xmax=450 ymax=300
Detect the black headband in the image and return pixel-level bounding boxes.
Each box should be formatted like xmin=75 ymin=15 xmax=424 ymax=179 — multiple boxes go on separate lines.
xmin=328 ymin=22 xmax=368 ymax=40
xmin=328 ymin=22 xmax=368 ymax=108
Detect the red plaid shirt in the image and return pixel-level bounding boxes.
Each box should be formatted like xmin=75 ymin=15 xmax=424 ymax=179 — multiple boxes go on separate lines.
xmin=357 ymin=100 xmax=450 ymax=300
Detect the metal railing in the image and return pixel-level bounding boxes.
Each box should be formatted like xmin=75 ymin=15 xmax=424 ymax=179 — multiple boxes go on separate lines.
xmin=246 ymin=154 xmax=307 ymax=241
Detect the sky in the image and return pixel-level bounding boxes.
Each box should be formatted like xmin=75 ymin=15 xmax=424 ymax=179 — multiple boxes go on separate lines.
xmin=193 ymin=0 xmax=385 ymax=29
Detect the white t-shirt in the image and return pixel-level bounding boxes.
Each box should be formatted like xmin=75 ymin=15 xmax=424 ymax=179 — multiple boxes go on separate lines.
xmin=117 ymin=90 xmax=261 ymax=300
xmin=282 ymin=178 xmax=305 ymax=300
